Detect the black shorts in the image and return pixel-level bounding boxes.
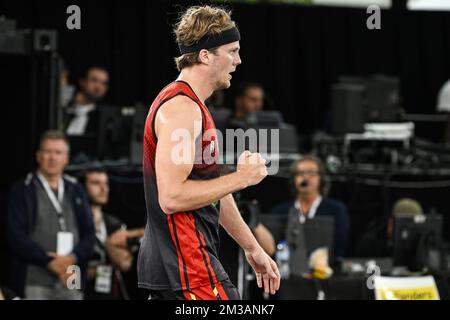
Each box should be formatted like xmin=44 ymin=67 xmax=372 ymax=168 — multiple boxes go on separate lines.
xmin=148 ymin=279 xmax=240 ymax=300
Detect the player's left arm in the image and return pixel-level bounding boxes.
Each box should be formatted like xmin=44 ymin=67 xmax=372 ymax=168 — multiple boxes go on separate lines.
xmin=219 ymin=193 xmax=280 ymax=295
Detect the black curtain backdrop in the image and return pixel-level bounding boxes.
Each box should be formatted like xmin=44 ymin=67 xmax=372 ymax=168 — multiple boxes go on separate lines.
xmin=1 ymin=0 xmax=450 ymax=133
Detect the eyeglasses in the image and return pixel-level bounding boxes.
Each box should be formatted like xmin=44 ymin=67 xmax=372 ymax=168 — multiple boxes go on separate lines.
xmin=295 ymin=170 xmax=319 ymax=177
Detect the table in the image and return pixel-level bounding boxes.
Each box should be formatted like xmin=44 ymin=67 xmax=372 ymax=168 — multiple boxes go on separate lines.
xmin=247 ymin=274 xmax=450 ymax=300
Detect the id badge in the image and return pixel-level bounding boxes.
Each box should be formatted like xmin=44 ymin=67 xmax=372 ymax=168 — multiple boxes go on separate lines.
xmin=95 ymin=265 xmax=113 ymax=294
xmin=56 ymin=231 xmax=74 ymax=256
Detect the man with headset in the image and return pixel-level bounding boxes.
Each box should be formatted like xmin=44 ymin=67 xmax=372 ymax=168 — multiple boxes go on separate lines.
xmin=272 ymin=155 xmax=350 ymax=259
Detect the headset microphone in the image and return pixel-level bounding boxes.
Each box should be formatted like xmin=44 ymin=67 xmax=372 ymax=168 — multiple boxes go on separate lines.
xmin=300 ymin=180 xmax=309 ymax=188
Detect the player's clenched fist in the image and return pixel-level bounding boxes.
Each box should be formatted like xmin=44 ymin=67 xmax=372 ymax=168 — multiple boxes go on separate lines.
xmin=237 ymin=151 xmax=268 ymax=187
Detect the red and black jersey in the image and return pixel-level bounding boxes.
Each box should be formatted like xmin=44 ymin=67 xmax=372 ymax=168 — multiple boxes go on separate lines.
xmin=137 ymin=80 xmax=229 ymax=291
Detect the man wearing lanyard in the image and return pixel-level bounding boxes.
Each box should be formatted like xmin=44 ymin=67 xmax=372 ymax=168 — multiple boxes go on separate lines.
xmin=7 ymin=131 xmax=95 ymax=299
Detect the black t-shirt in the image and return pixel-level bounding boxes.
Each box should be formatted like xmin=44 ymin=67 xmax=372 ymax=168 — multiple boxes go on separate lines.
xmin=84 ymin=213 xmax=125 ymax=300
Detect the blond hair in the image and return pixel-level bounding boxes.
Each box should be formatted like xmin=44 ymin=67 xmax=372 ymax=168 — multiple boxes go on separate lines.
xmin=174 ymin=6 xmax=236 ymax=71
xmin=39 ymin=130 xmax=70 ymax=152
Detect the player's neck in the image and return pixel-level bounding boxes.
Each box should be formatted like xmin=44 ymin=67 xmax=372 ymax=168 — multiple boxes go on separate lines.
xmin=177 ymin=70 xmax=213 ymax=104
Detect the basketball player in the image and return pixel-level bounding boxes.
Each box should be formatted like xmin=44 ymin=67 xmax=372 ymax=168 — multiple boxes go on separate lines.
xmin=137 ymin=5 xmax=280 ymax=300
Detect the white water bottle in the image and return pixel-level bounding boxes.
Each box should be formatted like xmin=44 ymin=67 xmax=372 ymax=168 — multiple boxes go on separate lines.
xmin=276 ymin=240 xmax=290 ymax=279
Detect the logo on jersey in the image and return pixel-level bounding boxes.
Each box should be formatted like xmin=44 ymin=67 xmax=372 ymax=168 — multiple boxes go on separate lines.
xmin=210 ymin=140 xmax=216 ymax=156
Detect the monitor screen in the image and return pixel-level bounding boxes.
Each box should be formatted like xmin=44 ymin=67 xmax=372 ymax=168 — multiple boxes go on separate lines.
xmin=393 ymin=215 xmax=443 ymax=271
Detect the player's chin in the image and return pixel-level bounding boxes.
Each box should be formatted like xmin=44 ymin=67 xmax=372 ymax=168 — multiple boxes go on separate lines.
xmin=216 ymin=80 xmax=231 ymax=90
xmin=223 ymin=79 xmax=232 ymax=89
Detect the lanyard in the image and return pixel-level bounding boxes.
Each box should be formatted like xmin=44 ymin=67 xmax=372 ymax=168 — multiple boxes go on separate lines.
xmin=96 ymin=216 xmax=108 ymax=244
xmin=37 ymin=172 xmax=67 ymax=232
xmin=98 ymin=220 xmax=108 ymax=264
xmin=295 ymin=196 xmax=322 ymax=224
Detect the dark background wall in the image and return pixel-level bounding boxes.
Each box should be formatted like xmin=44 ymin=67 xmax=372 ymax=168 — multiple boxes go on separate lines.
xmin=2 ymin=0 xmax=450 ymax=132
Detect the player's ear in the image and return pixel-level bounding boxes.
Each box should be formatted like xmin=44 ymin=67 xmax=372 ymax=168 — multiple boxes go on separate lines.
xmin=198 ymin=49 xmax=210 ymax=65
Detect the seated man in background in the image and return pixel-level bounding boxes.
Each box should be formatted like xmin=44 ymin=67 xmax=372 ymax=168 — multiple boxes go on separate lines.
xmin=7 ymin=131 xmax=95 ymax=299
xmin=80 ymin=168 xmax=144 ymax=299
xmin=272 ymin=155 xmax=350 ymax=259
xmin=65 ymin=66 xmax=109 ymax=136
xmin=354 ymin=198 xmax=424 ymax=258
xmin=228 ymin=81 xmax=265 ymax=129
xmin=64 ymin=66 xmax=110 ymax=162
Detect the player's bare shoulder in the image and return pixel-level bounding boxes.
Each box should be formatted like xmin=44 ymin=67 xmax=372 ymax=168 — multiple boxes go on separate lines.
xmin=155 ymin=95 xmax=202 ymax=137
xmin=157 ymin=95 xmax=201 ymax=123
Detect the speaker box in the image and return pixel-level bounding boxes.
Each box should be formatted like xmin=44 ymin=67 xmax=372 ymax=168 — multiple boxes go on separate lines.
xmin=331 ymin=83 xmax=365 ymax=134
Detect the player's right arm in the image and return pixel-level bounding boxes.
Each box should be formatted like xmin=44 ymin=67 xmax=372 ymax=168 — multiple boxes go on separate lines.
xmin=154 ymin=95 xmax=267 ymax=214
